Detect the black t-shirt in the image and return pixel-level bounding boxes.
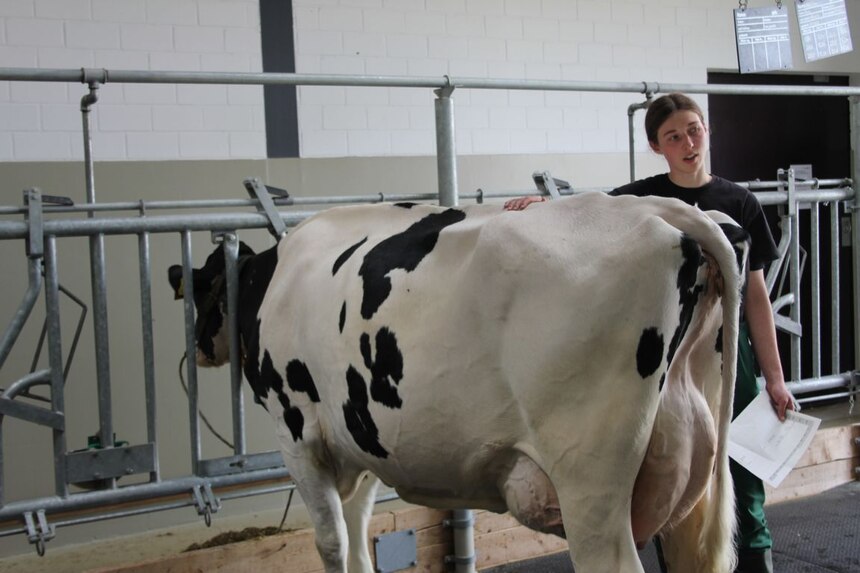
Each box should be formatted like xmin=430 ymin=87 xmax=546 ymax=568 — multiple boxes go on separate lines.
xmin=610 ymin=174 xmax=778 ymax=271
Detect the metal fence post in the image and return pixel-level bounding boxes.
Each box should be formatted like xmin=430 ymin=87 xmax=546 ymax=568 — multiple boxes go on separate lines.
xmin=434 ymin=82 xmax=458 ymax=208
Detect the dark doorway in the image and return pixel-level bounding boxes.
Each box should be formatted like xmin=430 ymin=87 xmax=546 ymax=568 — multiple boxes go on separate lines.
xmin=707 ymin=72 xmax=854 ymax=382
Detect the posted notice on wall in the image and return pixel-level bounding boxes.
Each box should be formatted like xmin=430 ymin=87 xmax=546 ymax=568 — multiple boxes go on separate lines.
xmin=797 ymin=0 xmax=853 ymax=62
xmin=734 ymin=5 xmax=793 ymax=73
xmin=728 ymin=391 xmax=820 ymax=487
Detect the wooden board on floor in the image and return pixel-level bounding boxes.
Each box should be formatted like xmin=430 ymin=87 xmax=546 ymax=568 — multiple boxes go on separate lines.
xmin=89 ymin=505 xmax=453 ymax=573
xmin=765 ymin=422 xmax=859 ymax=505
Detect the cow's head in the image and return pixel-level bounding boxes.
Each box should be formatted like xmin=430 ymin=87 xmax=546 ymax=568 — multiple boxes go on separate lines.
xmin=168 ymin=242 xmax=256 ymax=367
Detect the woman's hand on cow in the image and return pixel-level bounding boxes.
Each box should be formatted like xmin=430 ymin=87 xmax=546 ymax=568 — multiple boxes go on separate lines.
xmin=503 ymin=196 xmax=546 ymax=211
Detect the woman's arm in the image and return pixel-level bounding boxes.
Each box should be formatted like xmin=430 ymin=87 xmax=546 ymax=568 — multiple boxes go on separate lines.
xmin=744 ymin=269 xmax=796 ymax=420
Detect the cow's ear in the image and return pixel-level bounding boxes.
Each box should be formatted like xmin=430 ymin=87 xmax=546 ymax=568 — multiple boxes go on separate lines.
xmin=168 ymin=265 xmax=184 ymax=300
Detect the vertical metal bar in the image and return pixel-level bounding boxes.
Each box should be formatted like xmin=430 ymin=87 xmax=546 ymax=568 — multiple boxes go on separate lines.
xmin=786 ymin=170 xmax=802 ymax=381
xmin=851 ymin=96 xmax=860 ymax=378
xmin=138 ymin=230 xmax=159 ymax=482
xmin=90 ymin=233 xmax=114 ymax=470
xmin=44 ymin=236 xmax=68 ymax=498
xmin=810 ymin=202 xmax=821 ymax=378
xmin=82 ymin=81 xmax=115 ymax=478
xmin=627 ymin=97 xmax=651 ymax=183
xmin=434 ymin=85 xmax=459 ymax=207
xmin=181 ymin=231 xmax=201 ymax=474
xmin=81 ymin=82 xmax=98 ymax=206
xmin=223 ymin=233 xmax=246 ymax=455
xmin=829 ymin=202 xmax=840 ymax=374
xmin=854 ymin=199 xmax=860 ymax=378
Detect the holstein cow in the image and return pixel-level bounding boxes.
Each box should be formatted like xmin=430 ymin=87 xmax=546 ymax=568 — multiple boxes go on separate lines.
xmin=168 ymin=192 xmax=747 ymax=573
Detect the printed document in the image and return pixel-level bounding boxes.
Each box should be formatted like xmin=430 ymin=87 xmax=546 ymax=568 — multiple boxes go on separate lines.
xmin=728 ymin=391 xmax=820 ymax=487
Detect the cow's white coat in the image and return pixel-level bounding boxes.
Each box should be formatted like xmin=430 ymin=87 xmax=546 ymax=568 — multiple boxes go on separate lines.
xmin=239 ymin=193 xmax=741 ymax=573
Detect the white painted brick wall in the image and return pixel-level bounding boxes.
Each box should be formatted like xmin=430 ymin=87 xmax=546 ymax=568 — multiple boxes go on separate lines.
xmin=294 ymin=0 xmax=793 ymax=158
xmin=0 ymin=0 xmax=263 ymax=161
xmin=4 ymin=0 xmax=857 ymax=161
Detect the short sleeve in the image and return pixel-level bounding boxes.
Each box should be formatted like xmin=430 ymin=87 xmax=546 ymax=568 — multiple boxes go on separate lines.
xmin=742 ymin=193 xmax=779 ymax=271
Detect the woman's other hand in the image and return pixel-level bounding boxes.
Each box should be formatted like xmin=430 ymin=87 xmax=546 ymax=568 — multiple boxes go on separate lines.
xmin=503 ymin=196 xmax=546 ymax=210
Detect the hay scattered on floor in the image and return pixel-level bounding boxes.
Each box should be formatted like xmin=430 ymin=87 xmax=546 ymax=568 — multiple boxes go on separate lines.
xmin=184 ymin=526 xmax=293 ymax=552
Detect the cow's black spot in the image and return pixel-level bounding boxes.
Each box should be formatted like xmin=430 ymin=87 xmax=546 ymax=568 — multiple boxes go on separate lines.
xmin=286 ymin=359 xmax=320 ymax=402
xmin=667 ymin=235 xmax=705 ymax=366
xmin=676 ymin=234 xmax=702 ymax=292
xmin=359 ymin=209 xmax=466 ymax=319
xmin=636 ymin=327 xmax=664 ymax=379
xmin=332 ymin=237 xmax=368 ymax=276
xmin=343 ymin=365 xmax=388 ymax=458
xmin=658 ymin=373 xmax=666 ymax=390
xmin=243 ymin=319 xmax=268 ymax=402
xmin=369 ymin=327 xmax=403 ymax=409
xmin=339 ymin=302 xmax=346 ymax=333
xmin=357 ymin=328 xmax=404 ymax=409
xmin=394 ymin=202 xmax=417 ymax=208
xmin=261 ymin=350 xmax=304 ymax=441
xmin=360 ymin=332 xmax=373 ymax=370
xmin=718 ymin=223 xmax=751 ymax=275
xmin=715 ymin=326 xmax=723 ymax=354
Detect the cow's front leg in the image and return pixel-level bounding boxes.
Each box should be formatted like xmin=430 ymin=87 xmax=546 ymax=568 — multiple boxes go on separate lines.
xmin=278 ymin=435 xmax=349 ymax=573
xmin=342 ymin=472 xmax=380 ymax=573
xmin=291 ymin=469 xmax=349 ymax=573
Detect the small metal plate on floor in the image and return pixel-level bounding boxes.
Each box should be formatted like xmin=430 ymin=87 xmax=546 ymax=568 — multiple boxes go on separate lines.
xmin=374 ymin=528 xmax=417 ymax=573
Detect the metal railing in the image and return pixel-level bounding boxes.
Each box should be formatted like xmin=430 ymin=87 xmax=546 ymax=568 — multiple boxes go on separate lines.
xmin=0 ymin=68 xmax=858 ymax=569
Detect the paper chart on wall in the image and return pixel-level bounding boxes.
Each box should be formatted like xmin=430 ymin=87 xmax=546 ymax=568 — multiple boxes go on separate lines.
xmin=728 ymin=390 xmax=820 ymax=488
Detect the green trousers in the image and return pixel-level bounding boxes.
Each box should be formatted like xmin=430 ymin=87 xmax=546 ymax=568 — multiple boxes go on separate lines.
xmin=731 ymin=322 xmax=773 ymax=551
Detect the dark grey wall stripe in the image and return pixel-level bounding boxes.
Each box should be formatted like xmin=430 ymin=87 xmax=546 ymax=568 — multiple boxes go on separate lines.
xmin=260 ymin=0 xmax=299 ymax=158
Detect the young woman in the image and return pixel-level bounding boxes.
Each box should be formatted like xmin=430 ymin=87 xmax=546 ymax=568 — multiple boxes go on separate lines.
xmin=504 ymin=93 xmax=795 ymax=573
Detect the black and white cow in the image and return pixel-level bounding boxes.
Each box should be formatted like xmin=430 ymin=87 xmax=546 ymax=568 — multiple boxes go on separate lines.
xmin=169 ymin=192 xmax=747 ymax=573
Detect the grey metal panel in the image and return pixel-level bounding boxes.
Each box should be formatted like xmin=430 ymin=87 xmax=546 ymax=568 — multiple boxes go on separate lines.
xmin=197 ymin=452 xmax=285 ymax=478
xmin=374 ymin=529 xmax=418 ymax=573
xmin=65 ymin=444 xmax=157 ymax=485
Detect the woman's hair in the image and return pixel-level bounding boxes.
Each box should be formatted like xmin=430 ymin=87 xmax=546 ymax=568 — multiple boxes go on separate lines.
xmin=644 ymin=93 xmax=705 ymax=144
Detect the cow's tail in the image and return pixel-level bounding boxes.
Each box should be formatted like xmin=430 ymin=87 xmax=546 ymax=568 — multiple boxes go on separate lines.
xmin=658 ymin=201 xmax=743 ymax=573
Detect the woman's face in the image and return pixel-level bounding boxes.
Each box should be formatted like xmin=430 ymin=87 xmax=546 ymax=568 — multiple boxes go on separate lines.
xmin=650 ymin=110 xmax=709 ymax=177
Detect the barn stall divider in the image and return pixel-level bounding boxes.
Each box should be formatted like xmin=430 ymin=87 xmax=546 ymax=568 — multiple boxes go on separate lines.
xmin=0 ymin=68 xmax=858 ymax=572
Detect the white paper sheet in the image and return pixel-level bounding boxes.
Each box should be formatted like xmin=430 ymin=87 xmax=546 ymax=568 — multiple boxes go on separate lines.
xmin=728 ymin=391 xmax=820 ymax=487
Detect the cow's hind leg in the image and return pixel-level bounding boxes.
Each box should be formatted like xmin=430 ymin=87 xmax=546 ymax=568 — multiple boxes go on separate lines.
xmin=554 ymin=477 xmax=645 ymax=573
xmin=342 ymin=472 xmax=380 ymax=573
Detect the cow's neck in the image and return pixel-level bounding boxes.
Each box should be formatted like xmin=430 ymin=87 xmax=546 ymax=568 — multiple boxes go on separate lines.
xmin=236 ymin=245 xmax=279 ymax=400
